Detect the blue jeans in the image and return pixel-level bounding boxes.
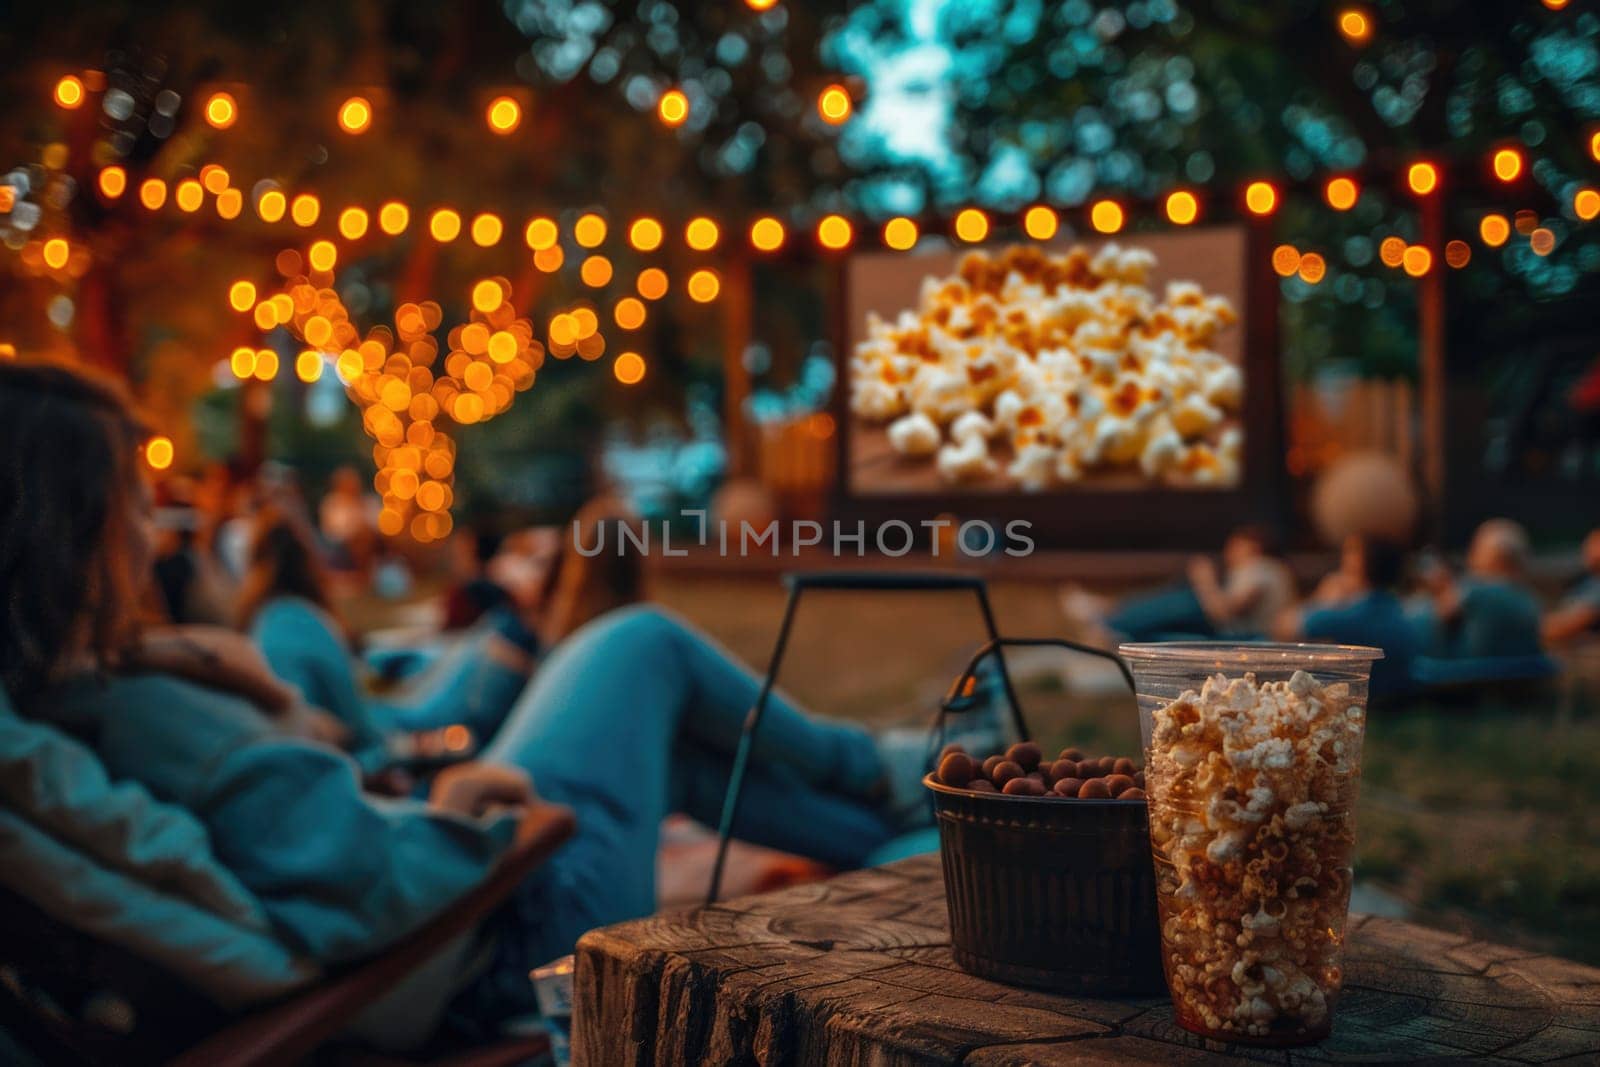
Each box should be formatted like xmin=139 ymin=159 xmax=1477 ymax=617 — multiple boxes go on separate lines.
xmin=1107 ymin=583 xmax=1216 ymax=643
xmin=473 ymin=605 xmax=893 ymax=988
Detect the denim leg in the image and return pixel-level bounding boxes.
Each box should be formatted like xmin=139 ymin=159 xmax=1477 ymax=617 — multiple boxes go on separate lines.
xmin=1107 ymin=583 xmax=1215 ymax=643
xmin=668 ymin=739 xmax=895 ymax=869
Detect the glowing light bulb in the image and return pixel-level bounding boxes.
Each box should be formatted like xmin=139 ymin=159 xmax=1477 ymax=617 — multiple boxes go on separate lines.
xmin=657 ymin=89 xmax=689 ymax=127
xmin=470 ymin=213 xmax=503 ymax=246
xmin=1406 ymin=161 xmax=1439 ymax=195
xmin=524 ymin=217 xmax=558 ymax=250
xmin=1090 ymin=199 xmax=1124 ymax=234
xmin=42 ymin=239 xmax=70 ymax=270
xmin=883 ymin=217 xmax=918 ymax=251
xmin=257 ymin=188 xmax=286 ymax=222
xmin=1491 ymin=147 xmax=1523 ymax=183
xmin=54 ymin=75 xmax=85 ymax=109
xmin=817 ymin=84 xmax=852 ymax=125
xmin=954 ymin=208 xmax=988 ymax=242
xmin=144 ymin=436 xmax=174 ymax=470
xmin=205 ymin=92 xmax=238 ymax=130
xmin=1324 ymin=177 xmax=1359 ymax=211
xmin=1244 ymin=181 xmax=1278 ymax=216
xmin=1479 ymin=214 xmax=1510 ymax=247
xmin=338 ymin=207 xmax=369 ymax=240
xmin=228 ymin=280 xmax=256 ymax=312
xmin=750 ymin=216 xmax=785 ymax=252
xmin=1022 ymin=205 xmax=1058 ymax=241
xmin=614 ymin=352 xmax=646 ymax=385
xmin=338 ymin=96 xmax=372 ymax=134
xmin=486 ymin=96 xmax=521 ymax=134
xmin=1164 ymin=190 xmax=1199 ymax=225
xmin=629 ymin=217 xmax=663 ymax=251
xmin=379 ymin=201 xmax=410 ymax=235
xmin=816 ymin=214 xmax=853 ymax=250
xmin=1337 ymin=8 xmax=1372 ymax=45
xmin=430 ymin=209 xmax=462 ymax=242
xmin=290 ymin=193 xmax=320 ymax=227
xmin=97 ymin=166 xmax=126 ymax=199
xmin=685 ymin=217 xmax=719 ymax=251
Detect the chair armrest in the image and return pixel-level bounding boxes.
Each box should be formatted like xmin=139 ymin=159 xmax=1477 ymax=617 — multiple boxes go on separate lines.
xmin=169 ymin=804 xmax=576 ymax=1067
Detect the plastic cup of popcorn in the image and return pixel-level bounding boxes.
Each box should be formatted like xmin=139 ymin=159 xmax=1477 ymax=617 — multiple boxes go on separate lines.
xmin=1117 ymin=642 xmax=1382 ymax=1047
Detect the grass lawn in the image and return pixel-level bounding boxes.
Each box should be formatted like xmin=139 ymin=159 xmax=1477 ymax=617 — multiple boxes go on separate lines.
xmin=656 ymin=573 xmax=1600 ymax=966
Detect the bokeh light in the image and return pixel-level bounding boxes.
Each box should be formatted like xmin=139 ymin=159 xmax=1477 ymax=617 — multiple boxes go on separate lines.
xmin=228 ymin=280 xmax=256 ymax=311
xmin=1379 ymin=236 xmax=1407 ymax=266
xmin=1297 ymin=252 xmax=1326 ymax=284
xmin=338 ymin=96 xmax=372 ymax=134
xmin=1406 ymin=161 xmax=1439 ymax=195
xmin=295 ymin=351 xmax=323 ymax=382
xmin=685 ymin=217 xmax=719 ymax=251
xmin=216 ymin=188 xmax=243 ymax=219
xmin=1575 ymin=189 xmax=1600 ymax=221
xmin=54 ymin=75 xmax=84 ymax=109
xmin=1090 ymin=199 xmax=1124 ymax=234
xmin=817 ymin=84 xmax=852 ymax=125
xmin=1324 ymin=177 xmax=1359 ymax=211
xmin=1444 ymin=240 xmax=1472 ymax=268
xmin=379 ymin=201 xmax=410 ymax=235
xmin=1479 ymin=214 xmax=1511 ymax=247
xmin=614 ymin=351 xmax=646 ymax=384
xmin=308 ymin=240 xmax=337 ymax=272
xmin=140 ymin=178 xmax=167 ymax=211
xmin=144 ymin=436 xmax=174 ymax=471
xmin=42 ymin=239 xmax=69 ymax=270
xmin=338 ymin=207 xmax=369 ymax=240
xmin=524 ymin=217 xmax=558 ymax=250
xmin=200 ymin=165 xmax=230 ymax=195
xmin=750 ymin=216 xmax=786 ymax=251
xmin=657 ymin=89 xmax=689 ymax=127
xmin=580 ymin=255 xmax=614 ymax=287
xmin=1164 ymin=190 xmax=1199 ymax=225
xmin=1272 ymin=244 xmax=1301 ymax=277
xmin=1401 ymin=245 xmax=1432 ymax=276
xmin=687 ymin=269 xmax=720 ymax=302
xmin=257 ymin=188 xmax=286 ymax=222
xmin=97 ymin=166 xmax=126 ymax=200
xmin=290 ymin=194 xmax=320 ymax=227
xmin=883 ymin=216 xmax=918 ymax=250
xmin=430 ymin=208 xmax=462 ymax=242
xmin=1530 ymin=227 xmax=1556 ymax=255
xmin=637 ymin=268 xmax=669 ymax=300
xmin=205 ymin=92 xmax=238 ymax=130
xmin=614 ymin=297 xmax=646 ymax=329
xmin=954 ymin=207 xmax=988 ymax=242
xmin=1243 ymin=181 xmax=1277 ymax=216
xmin=175 ymin=179 xmax=203 ymax=212
xmin=1491 ymin=148 xmax=1523 ymax=183
xmin=470 ymin=213 xmax=503 ymax=246
xmin=629 ymin=217 xmax=663 ymax=251
xmin=1022 ymin=205 xmax=1058 ymax=240
xmin=574 ymin=213 xmax=607 ymax=247
xmin=816 ymin=214 xmax=853 ymax=250
xmin=486 ymin=96 xmax=521 ymax=134
xmin=1337 ymin=9 xmax=1372 ymax=45
xmin=472 ymin=279 xmax=505 ymax=313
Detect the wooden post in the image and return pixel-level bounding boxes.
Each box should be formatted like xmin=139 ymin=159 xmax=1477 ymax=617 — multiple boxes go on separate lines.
xmin=1418 ymin=194 xmax=1446 ymax=541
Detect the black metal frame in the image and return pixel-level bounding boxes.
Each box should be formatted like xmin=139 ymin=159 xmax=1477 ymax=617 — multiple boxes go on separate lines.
xmin=706 ymin=571 xmax=1021 ymax=906
xmin=934 ymin=636 xmax=1136 ymax=748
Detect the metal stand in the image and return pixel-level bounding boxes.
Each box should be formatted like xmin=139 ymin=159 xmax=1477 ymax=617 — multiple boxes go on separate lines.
xmin=706 ymin=572 xmax=1020 ymax=907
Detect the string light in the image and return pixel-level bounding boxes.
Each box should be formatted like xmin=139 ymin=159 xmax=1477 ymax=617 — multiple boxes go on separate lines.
xmin=1337 ymin=8 xmax=1372 ymax=45
xmin=1491 ymin=147 xmax=1523 ymax=183
xmin=217 ymin=188 xmax=243 ymax=219
xmin=200 ymin=165 xmax=230 ymax=194
xmin=472 ymin=279 xmax=505 ymax=313
xmin=338 ymin=96 xmax=372 ymax=134
xmin=42 ymin=239 xmax=69 ymax=270
xmin=230 ymin=346 xmax=256 ymax=379
xmin=629 ymin=217 xmax=664 ymax=251
xmin=614 ymin=352 xmax=646 ymax=384
xmin=1271 ymin=245 xmax=1301 ymax=277
xmin=1401 ymin=244 xmax=1432 ymax=276
xmin=1479 ymin=214 xmax=1510 ymax=247
xmin=533 ymin=245 xmax=564 ymax=272
xmin=296 ymin=351 xmax=324 ymax=382
xmin=883 ymin=216 xmax=918 ymax=250
xmin=1591 ymin=131 xmax=1600 ymax=163
xmin=614 ymin=297 xmax=646 ymax=329
xmin=524 ymin=217 xmax=558 ymax=250
xmin=816 ymin=214 xmax=853 ymax=250
xmin=1379 ymin=236 xmax=1407 ymax=267
xmin=685 ymin=216 xmax=719 ymax=250
xmin=574 ymin=213 xmax=607 ymax=248
xmin=687 ymin=269 xmax=720 ymax=302
xmin=1243 ymin=181 xmax=1278 ymax=216
xmin=175 ymin=179 xmax=204 ymax=212
xmin=308 ymin=240 xmax=338 ymax=272
xmin=1297 ymin=252 xmax=1326 ymax=284
xmin=205 ymin=92 xmax=238 ymax=130
xmin=228 ymin=280 xmax=256 ymax=311
xmin=470 ymin=213 xmax=503 ymax=246
xmin=580 ymin=255 xmax=613 ymax=287
xmin=257 ymin=188 xmax=286 ymax=222
xmin=144 ymin=436 xmax=174 ymax=471
xmin=1164 ymin=189 xmax=1199 ymax=225
xmin=290 ymin=193 xmax=320 ymax=226
xmin=54 ymin=75 xmax=85 ymax=109
xmin=139 ymin=178 xmax=167 ymax=211
xmin=1530 ymin=227 xmax=1556 ymax=255
xmin=1444 ymin=240 xmax=1472 ymax=268
xmin=1575 ymin=189 xmax=1600 ymax=221
xmin=637 ymin=267 xmax=669 ymax=300
xmin=954 ymin=208 xmax=989 ymax=242
xmin=657 ymin=89 xmax=689 ymax=128
xmin=97 ymin=166 xmax=126 ymax=199
xmin=745 ymin=0 xmax=779 ymax=10
xmin=1406 ymin=161 xmax=1439 ymax=195
xmin=750 ymin=216 xmax=786 ymax=252
xmin=254 ymin=349 xmax=280 ymax=381
xmin=1023 ymin=205 xmax=1058 ymax=240
xmin=1090 ymin=199 xmax=1124 ymax=234
xmin=486 ymin=96 xmax=521 ymax=134
xmin=817 ymin=84 xmax=852 ymax=125
xmin=1324 ymin=176 xmax=1359 ymax=211
xmin=379 ymin=201 xmax=410 ymax=235
xmin=338 ymin=207 xmax=369 ymax=240
xmin=429 ymin=208 xmax=462 ymax=242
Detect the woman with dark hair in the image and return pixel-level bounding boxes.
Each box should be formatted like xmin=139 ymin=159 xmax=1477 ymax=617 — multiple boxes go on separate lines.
xmin=0 ymin=362 xmax=948 ymax=1027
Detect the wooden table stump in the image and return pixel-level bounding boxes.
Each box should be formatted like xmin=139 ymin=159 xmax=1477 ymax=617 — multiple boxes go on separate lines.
xmin=572 ymin=854 xmax=1600 ymax=1065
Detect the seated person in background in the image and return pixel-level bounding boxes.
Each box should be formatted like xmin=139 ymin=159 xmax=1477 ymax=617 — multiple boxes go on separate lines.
xmin=1275 ymin=535 xmax=1417 ymax=700
xmin=443 ymin=523 xmax=512 ymax=631
xmin=1 ymin=361 xmax=952 ymax=1033
xmin=1071 ymin=526 xmax=1295 ymax=643
xmin=1413 ymin=518 xmax=1544 ymax=659
xmin=1543 ymin=528 xmax=1600 ymax=648
xmin=238 ymin=505 xmax=537 ymax=752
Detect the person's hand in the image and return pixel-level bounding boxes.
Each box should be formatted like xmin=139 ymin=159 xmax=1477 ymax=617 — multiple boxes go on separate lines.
xmin=123 ymin=626 xmax=296 ymax=714
xmin=1187 ymin=555 xmax=1217 ymax=589
xmin=429 ymin=761 xmax=536 ymax=818
xmin=276 ymin=703 xmax=352 ymax=748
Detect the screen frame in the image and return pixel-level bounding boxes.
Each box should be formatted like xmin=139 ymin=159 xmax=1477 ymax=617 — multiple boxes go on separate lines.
xmin=827 ymin=221 xmax=1285 ymax=550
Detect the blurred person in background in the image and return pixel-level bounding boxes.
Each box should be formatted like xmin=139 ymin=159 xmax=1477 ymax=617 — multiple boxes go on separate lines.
xmin=1275 ymin=535 xmax=1417 ymax=700
xmin=318 ymin=464 xmax=377 ymax=573
xmin=1064 ymin=526 xmax=1295 ymax=644
xmin=1412 ymin=518 xmax=1544 ymax=659
xmin=443 ymin=522 xmax=513 ymax=631
xmin=1543 ymin=528 xmax=1600 ymax=648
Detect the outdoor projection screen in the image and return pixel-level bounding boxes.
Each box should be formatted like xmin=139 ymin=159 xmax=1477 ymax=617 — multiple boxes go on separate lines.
xmin=834 ymin=225 xmax=1283 ymax=547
